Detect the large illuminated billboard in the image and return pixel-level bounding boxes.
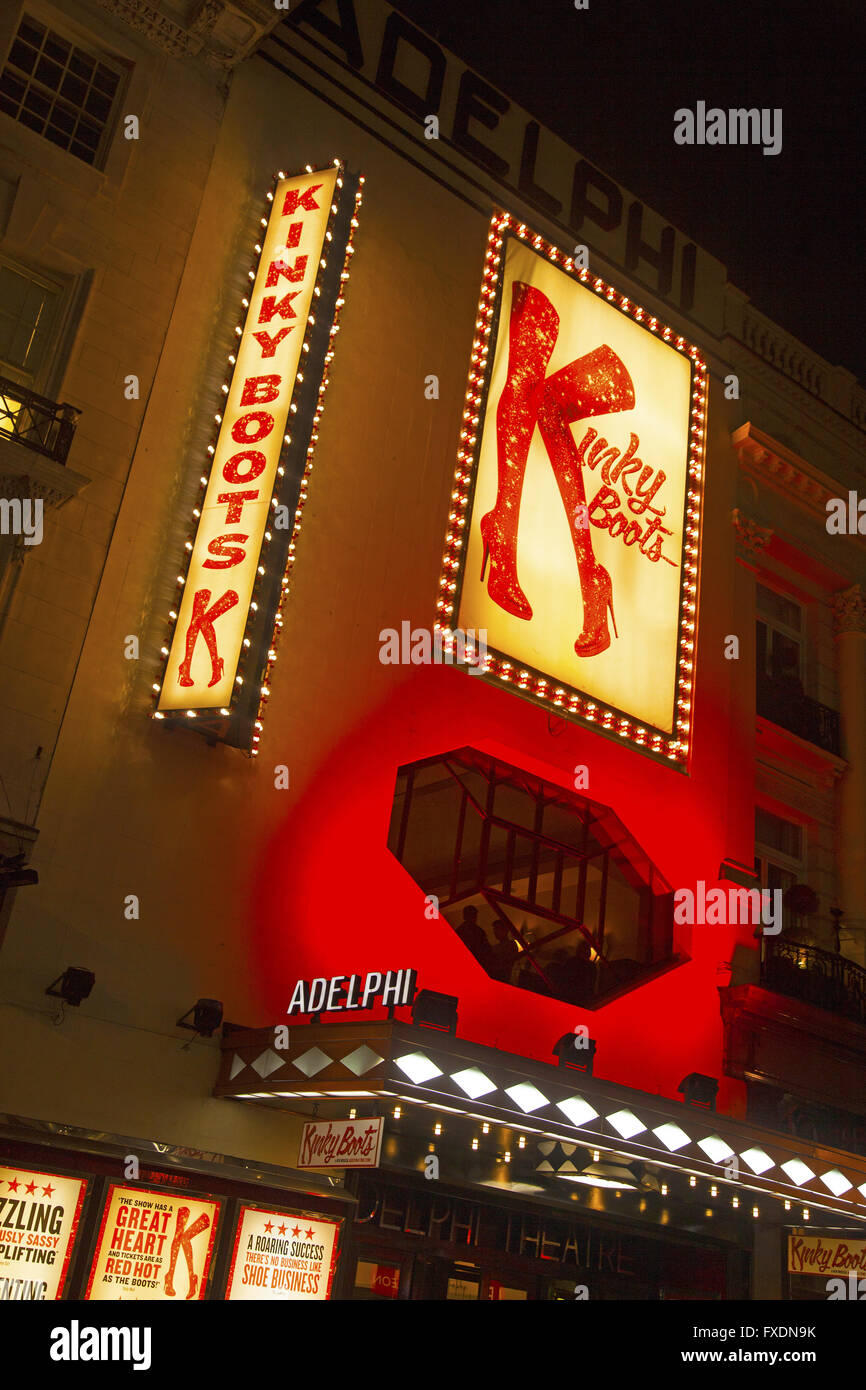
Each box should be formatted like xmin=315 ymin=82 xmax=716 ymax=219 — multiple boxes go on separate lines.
xmin=438 ymin=213 xmax=707 ymax=765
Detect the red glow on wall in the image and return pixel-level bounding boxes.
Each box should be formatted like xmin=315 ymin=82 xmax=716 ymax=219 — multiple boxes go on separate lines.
xmin=251 ymin=657 xmax=753 ymax=1115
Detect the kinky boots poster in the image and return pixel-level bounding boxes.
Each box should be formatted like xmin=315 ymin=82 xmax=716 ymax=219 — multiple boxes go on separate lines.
xmin=0 ymin=1165 xmax=86 ymax=1300
xmin=452 ymin=220 xmax=702 ymax=752
xmin=85 ymin=1184 xmax=220 ymax=1301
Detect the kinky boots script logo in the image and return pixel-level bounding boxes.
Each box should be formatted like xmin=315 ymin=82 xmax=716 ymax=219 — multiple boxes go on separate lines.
xmin=455 ymin=225 xmax=700 ymax=743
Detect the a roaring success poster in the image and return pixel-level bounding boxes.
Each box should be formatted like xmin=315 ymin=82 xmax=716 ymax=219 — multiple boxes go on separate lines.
xmin=224 ymin=1205 xmax=340 ymax=1300
xmin=85 ymin=1184 xmax=220 ymax=1301
xmin=0 ymin=1165 xmax=86 ymax=1301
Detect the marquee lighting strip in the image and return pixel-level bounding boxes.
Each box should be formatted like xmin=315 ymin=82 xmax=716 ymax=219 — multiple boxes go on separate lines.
xmin=382 ymin=1054 xmax=866 ymax=1218
xmin=152 ymin=160 xmax=363 ymax=752
xmin=435 ymin=211 xmax=707 ymax=767
xmin=221 ymin=1034 xmax=866 ymax=1218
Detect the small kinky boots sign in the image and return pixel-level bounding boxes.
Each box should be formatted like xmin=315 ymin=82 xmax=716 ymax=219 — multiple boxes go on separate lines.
xmin=225 ymin=1206 xmax=340 ymax=1300
xmin=0 ymin=1165 xmax=86 ymax=1300
xmin=159 ymin=166 xmax=338 ymax=717
xmin=85 ymin=1184 xmax=219 ymax=1301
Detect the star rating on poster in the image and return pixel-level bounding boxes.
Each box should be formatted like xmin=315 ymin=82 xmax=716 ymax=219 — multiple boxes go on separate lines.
xmin=6 ymin=1177 xmax=20 ymax=1192
xmin=25 ymin=1180 xmax=37 ymax=1194
xmin=259 ymin=1217 xmax=318 ymax=1240
xmin=42 ymin=1184 xmax=54 ymax=1198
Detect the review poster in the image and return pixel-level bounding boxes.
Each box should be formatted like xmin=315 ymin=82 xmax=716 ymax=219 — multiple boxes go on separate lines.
xmin=0 ymin=1165 xmax=86 ymax=1301
xmin=224 ymin=1204 xmax=340 ymax=1300
xmin=85 ymin=1183 xmax=220 ymax=1301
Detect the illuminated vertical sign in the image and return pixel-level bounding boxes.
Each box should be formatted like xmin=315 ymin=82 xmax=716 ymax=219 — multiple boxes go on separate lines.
xmin=437 ymin=212 xmax=706 ymax=765
xmin=156 ymin=162 xmax=362 ymax=750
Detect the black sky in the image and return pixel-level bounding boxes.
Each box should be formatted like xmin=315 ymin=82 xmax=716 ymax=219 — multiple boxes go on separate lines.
xmin=395 ymin=0 xmax=865 ymax=383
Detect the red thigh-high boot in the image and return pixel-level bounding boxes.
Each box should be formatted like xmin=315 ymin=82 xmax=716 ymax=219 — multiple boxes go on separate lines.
xmin=176 ymin=587 xmax=238 ymax=688
xmin=163 ymin=1206 xmax=210 ymax=1299
xmin=536 ymin=345 xmax=635 ymax=656
xmin=480 ymin=282 xmax=559 ymax=619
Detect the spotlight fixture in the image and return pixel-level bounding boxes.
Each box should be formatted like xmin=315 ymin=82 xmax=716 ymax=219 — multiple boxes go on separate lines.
xmin=678 ymin=1073 xmax=718 ymax=1110
xmin=718 ymin=858 xmax=760 ymax=889
xmin=411 ymin=990 xmax=458 ymax=1034
xmin=552 ymin=1032 xmax=596 ymax=1074
xmin=45 ymin=967 xmax=94 ymax=1007
xmin=176 ymin=998 xmax=223 ymax=1037
xmin=0 ymin=852 xmax=38 ymax=889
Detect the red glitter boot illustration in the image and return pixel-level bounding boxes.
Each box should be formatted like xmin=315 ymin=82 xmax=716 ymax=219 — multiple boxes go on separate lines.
xmin=177 ymin=587 xmax=239 ymax=688
xmin=480 ymin=281 xmax=558 ymax=618
xmin=536 ymin=344 xmax=635 ymax=655
xmin=163 ymin=1206 xmax=210 ymax=1299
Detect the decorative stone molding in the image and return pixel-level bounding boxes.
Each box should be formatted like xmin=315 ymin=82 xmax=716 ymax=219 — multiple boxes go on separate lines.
xmin=833 ymin=584 xmax=866 ymax=636
xmin=731 ymin=507 xmax=774 ymax=557
xmin=96 ymin=0 xmax=284 ymax=68
xmin=726 ymin=293 xmax=864 ymax=435
xmin=96 ymin=0 xmax=194 ymax=57
xmin=0 ymin=443 xmax=90 ymax=561
xmin=732 ymin=422 xmax=839 ymax=520
xmin=725 ymin=343 xmax=866 ymax=458
xmin=740 ymin=303 xmax=827 ymax=399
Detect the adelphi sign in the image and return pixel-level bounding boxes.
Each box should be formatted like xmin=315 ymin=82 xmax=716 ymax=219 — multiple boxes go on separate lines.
xmin=274 ymin=0 xmax=724 ymax=326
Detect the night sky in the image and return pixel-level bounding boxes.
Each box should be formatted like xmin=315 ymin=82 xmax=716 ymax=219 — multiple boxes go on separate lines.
xmin=395 ymin=0 xmax=864 ymax=384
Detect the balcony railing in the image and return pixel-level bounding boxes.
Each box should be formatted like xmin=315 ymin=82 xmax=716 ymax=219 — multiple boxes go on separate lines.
xmin=761 ymin=938 xmax=866 ymax=1026
xmin=0 ymin=373 xmax=79 ymax=465
xmin=756 ymin=674 xmax=841 ymax=756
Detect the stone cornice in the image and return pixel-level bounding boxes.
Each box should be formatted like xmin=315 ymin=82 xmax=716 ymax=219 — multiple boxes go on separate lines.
xmin=725 ymin=340 xmax=866 ymax=459
xmin=96 ymin=0 xmax=283 ymax=68
xmin=732 ymin=422 xmax=843 ymax=520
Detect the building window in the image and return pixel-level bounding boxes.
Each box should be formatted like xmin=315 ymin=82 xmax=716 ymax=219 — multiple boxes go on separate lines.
xmin=388 ymin=748 xmax=676 ymax=1009
xmin=756 ymin=582 xmax=803 ymax=683
xmin=0 ymin=14 xmax=123 ymax=166
xmin=0 ymin=257 xmax=63 ymax=382
xmin=754 ymin=807 xmax=804 ymax=934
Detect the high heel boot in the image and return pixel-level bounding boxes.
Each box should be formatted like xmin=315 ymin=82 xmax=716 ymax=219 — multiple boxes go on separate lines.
xmin=480 ymin=281 xmax=558 ymax=618
xmin=535 ymin=344 xmax=635 ymax=656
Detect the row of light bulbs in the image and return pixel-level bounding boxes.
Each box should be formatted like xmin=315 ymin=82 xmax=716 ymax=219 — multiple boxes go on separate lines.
xmin=435 ymin=209 xmax=707 ymax=767
xmin=385 ymin=1104 xmax=815 ymax=1221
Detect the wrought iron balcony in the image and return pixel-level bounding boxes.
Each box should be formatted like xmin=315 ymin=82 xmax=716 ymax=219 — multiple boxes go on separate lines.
xmin=756 ymin=673 xmax=841 ymax=756
xmin=760 ymin=938 xmax=866 ymax=1026
xmin=0 ymin=373 xmax=79 ymax=465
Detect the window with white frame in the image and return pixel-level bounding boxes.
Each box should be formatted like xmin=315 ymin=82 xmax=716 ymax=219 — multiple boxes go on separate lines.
xmin=0 ymin=255 xmax=64 ymax=384
xmin=755 ymin=807 xmax=804 ymax=934
xmin=756 ymin=582 xmax=803 ymax=684
xmin=0 ymin=13 xmax=125 ymax=167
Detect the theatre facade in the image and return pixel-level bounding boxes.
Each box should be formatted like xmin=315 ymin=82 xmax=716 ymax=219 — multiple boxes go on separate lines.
xmin=0 ymin=0 xmax=865 ymax=1302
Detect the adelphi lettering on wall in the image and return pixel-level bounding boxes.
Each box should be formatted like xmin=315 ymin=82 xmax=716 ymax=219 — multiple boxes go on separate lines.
xmin=287 ymin=968 xmax=417 ymax=1015
xmin=281 ymin=0 xmax=721 ymax=323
